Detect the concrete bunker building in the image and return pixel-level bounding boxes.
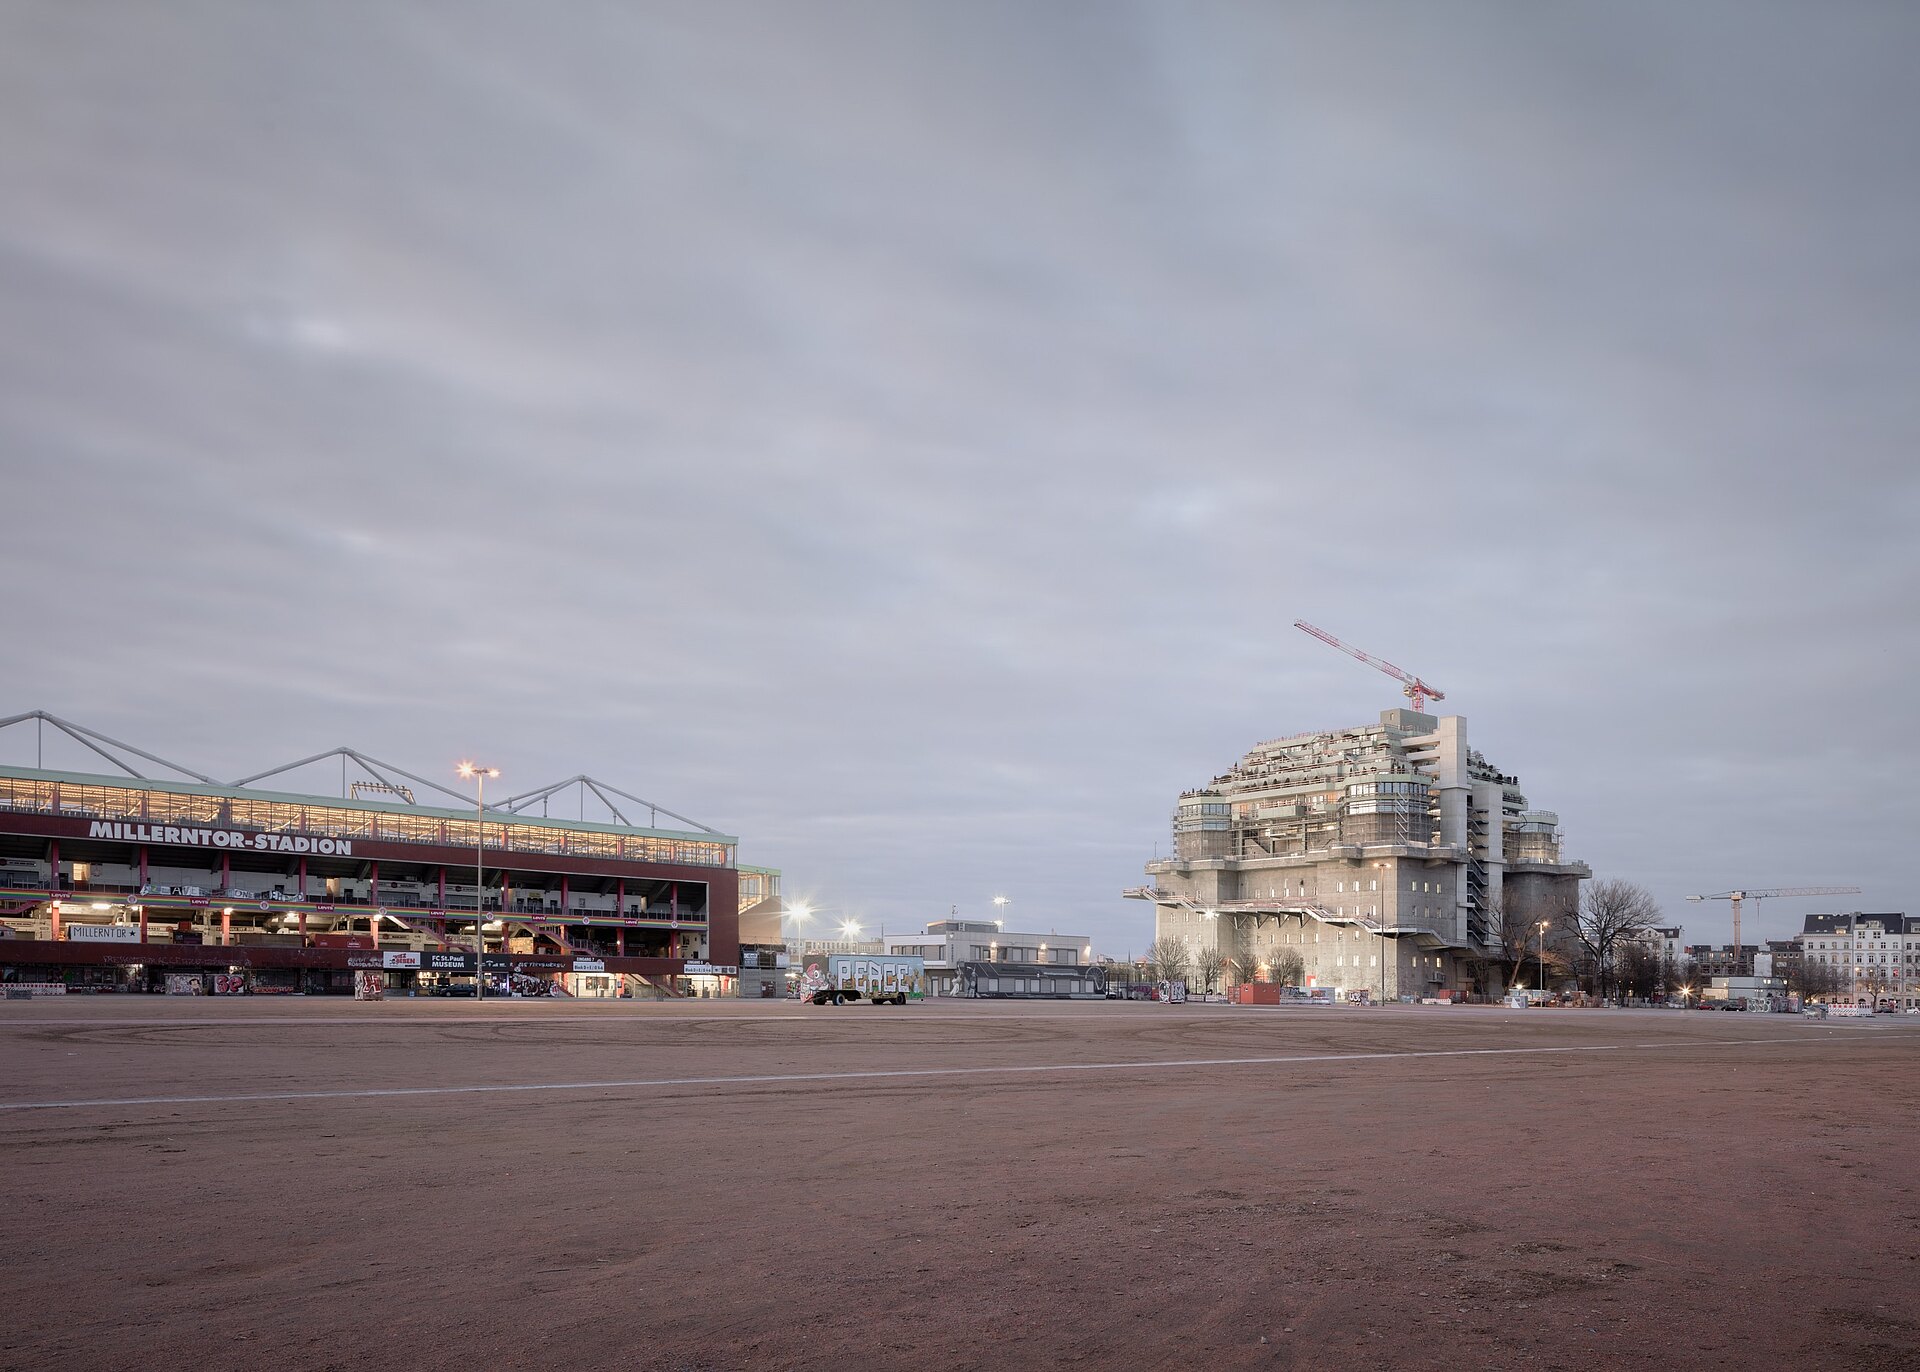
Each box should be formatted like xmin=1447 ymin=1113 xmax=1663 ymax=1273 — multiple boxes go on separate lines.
xmin=1126 ymin=708 xmax=1588 ymax=999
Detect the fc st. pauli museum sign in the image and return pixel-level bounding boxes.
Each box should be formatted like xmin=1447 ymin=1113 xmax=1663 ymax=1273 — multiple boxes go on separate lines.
xmin=86 ymin=821 xmax=355 ymax=856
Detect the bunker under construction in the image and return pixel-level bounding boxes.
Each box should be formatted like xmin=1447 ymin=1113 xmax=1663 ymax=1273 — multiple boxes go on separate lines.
xmin=1125 ymin=708 xmax=1588 ymax=1000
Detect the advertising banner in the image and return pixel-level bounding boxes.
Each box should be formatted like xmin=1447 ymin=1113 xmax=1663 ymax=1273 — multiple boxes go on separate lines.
xmin=381 ymin=951 xmax=422 ymax=970
xmin=482 ymin=954 xmax=573 ymax=972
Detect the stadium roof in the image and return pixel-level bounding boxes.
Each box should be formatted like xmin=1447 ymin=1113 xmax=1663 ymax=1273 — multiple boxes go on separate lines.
xmin=0 ymin=710 xmax=729 ymax=843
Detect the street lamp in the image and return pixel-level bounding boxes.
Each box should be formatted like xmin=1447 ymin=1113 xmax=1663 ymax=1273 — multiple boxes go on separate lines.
xmin=458 ymin=762 xmax=499 ymax=1000
xmin=1537 ymin=921 xmax=1550 ymax=1002
xmin=992 ymin=895 xmax=1011 ymax=923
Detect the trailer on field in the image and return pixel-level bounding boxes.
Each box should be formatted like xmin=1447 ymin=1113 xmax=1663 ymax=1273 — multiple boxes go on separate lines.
xmin=797 ymin=953 xmax=926 ymax=1005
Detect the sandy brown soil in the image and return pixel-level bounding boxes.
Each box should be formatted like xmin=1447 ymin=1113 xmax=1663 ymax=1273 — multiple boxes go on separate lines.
xmin=1 ymin=999 xmax=1916 ymax=1371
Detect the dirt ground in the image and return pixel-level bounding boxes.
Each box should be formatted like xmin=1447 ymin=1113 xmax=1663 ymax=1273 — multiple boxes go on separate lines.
xmin=1 ymin=999 xmax=1916 ymax=1371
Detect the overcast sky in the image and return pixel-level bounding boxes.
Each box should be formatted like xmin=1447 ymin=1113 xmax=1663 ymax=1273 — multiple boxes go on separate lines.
xmin=3 ymin=2 xmax=1915 ymax=950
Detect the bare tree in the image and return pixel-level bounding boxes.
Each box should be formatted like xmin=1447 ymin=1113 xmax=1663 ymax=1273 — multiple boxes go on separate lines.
xmin=1496 ymin=889 xmax=1560 ymax=992
xmin=1492 ymin=889 xmax=1531 ymax=967
xmin=1268 ymin=948 xmax=1305 ymax=988
xmin=1787 ymin=957 xmax=1843 ymax=1002
xmin=1616 ymin=940 xmax=1662 ymax=1001
xmin=1147 ymin=936 xmax=1190 ymax=986
xmin=1560 ymin=879 xmax=1659 ymax=1002
xmin=1193 ymin=944 xmax=1228 ymax=994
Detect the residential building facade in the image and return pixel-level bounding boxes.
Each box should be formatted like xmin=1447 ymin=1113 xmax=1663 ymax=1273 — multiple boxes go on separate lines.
xmin=1796 ymin=913 xmax=1917 ymax=1010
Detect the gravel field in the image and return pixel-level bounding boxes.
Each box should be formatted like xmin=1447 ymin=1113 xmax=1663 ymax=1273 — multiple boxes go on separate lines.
xmin=1 ymin=998 xmax=1916 ymax=1371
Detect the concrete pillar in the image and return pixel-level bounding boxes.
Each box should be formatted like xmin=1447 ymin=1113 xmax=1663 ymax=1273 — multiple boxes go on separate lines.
xmin=221 ymin=908 xmax=231 ymax=947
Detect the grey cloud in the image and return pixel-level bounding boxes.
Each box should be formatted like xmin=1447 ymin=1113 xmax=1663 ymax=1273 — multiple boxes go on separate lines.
xmin=2 ymin=1 xmax=1916 ymax=948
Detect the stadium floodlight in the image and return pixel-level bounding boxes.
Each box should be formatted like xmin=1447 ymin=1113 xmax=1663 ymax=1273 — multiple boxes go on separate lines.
xmin=840 ymin=920 xmax=861 ymax=939
xmin=458 ymin=763 xmax=500 ymax=1000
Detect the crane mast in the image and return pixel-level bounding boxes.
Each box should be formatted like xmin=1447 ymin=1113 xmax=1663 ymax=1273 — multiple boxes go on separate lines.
xmin=1685 ymin=886 xmax=1861 ymax=967
xmin=1293 ymin=621 xmax=1446 ymax=711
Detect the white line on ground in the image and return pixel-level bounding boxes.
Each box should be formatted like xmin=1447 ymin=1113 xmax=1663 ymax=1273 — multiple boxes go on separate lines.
xmin=0 ymin=1035 xmax=1855 ymax=1113
xmin=0 ymin=1015 xmax=820 ymax=1029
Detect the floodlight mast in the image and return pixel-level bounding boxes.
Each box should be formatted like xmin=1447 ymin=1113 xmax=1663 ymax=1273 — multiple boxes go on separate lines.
xmin=1293 ymin=622 xmax=1445 ymax=711
xmin=457 ymin=763 xmax=501 ymax=1000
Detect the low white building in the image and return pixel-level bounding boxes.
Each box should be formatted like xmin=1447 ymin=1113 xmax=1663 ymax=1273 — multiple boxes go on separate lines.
xmin=886 ymin=919 xmax=1095 ymax=997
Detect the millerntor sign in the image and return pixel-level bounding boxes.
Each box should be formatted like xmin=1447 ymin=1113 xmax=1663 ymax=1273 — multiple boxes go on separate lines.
xmin=86 ymin=821 xmax=354 ymax=856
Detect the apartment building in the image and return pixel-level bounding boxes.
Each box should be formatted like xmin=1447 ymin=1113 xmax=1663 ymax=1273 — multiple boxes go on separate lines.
xmin=1796 ymin=912 xmax=1917 ymax=1010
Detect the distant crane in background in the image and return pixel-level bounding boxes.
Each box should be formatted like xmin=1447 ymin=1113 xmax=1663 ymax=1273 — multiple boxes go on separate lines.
xmin=1293 ymin=621 xmax=1446 ymax=712
xmin=1686 ymin=886 xmax=1861 ymax=961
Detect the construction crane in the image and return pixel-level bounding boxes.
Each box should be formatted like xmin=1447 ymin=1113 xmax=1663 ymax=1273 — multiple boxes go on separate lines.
xmin=1685 ymin=886 xmax=1861 ymax=960
xmin=1294 ymin=621 xmax=1446 ymax=711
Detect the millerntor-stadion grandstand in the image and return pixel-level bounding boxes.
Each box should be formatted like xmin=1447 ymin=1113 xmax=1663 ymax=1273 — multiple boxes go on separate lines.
xmin=0 ymin=712 xmax=782 ymax=997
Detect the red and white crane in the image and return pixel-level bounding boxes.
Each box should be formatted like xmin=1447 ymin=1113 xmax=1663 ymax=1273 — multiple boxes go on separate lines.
xmin=1293 ymin=621 xmax=1446 ymax=711
xmin=1685 ymin=886 xmax=1860 ymax=960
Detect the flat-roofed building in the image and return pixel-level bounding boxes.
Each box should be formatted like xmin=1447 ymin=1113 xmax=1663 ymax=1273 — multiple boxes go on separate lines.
xmin=886 ymin=919 xmax=1096 ymax=997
